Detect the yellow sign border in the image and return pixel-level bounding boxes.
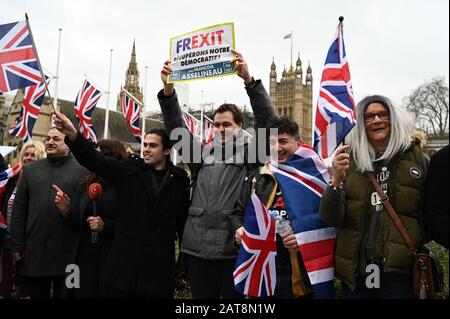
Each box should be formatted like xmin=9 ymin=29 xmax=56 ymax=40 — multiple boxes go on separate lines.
xmin=168 ymin=22 xmax=236 ymax=83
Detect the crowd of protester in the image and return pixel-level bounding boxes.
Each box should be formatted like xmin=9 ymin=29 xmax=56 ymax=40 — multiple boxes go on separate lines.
xmin=0 ymin=53 xmax=447 ymax=299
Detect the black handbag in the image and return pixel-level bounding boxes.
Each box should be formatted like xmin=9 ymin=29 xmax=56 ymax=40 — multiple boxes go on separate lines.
xmin=412 ymin=246 xmax=444 ymax=298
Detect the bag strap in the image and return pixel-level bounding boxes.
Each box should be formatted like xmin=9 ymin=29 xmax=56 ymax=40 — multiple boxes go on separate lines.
xmin=367 ymin=172 xmax=417 ymax=253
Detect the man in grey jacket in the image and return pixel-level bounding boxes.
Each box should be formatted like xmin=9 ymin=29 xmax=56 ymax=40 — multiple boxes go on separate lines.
xmin=158 ymin=50 xmax=276 ymax=298
xmin=10 ymin=128 xmax=88 ymax=299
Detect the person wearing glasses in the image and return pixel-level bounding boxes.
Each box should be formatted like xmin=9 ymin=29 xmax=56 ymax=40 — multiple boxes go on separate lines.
xmin=52 ymin=112 xmax=190 ymax=299
xmin=158 ymin=50 xmax=276 ymax=299
xmin=319 ymin=95 xmax=428 ymax=299
xmin=10 ymin=128 xmax=88 ymax=299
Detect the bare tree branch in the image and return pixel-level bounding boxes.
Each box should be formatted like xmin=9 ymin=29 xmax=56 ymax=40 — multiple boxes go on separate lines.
xmin=404 ymin=77 xmax=449 ymax=138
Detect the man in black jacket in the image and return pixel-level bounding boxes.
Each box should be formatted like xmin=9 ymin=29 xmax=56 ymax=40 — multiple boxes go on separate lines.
xmin=424 ymin=144 xmax=449 ymax=249
xmin=53 ymin=113 xmax=190 ymax=299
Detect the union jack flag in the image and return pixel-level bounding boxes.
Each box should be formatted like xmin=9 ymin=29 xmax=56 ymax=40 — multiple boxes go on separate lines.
xmin=121 ymin=90 xmax=142 ymax=143
xmin=9 ymin=76 xmax=50 ymax=142
xmin=233 ymin=189 xmax=277 ymax=297
xmin=181 ymin=110 xmax=201 ymax=142
xmin=203 ymin=115 xmax=215 ymax=145
xmin=313 ymin=21 xmax=356 ymax=159
xmin=0 ymin=20 xmax=44 ymax=93
xmin=0 ymin=163 xmax=21 ymax=206
xmin=269 ymin=145 xmax=336 ymax=299
xmin=74 ymin=79 xmax=101 ymax=143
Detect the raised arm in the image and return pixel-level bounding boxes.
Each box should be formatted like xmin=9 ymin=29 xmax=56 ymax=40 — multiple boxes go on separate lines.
xmin=158 ymin=60 xmax=203 ymax=170
xmin=53 ymin=111 xmax=126 ymax=183
xmin=232 ymin=50 xmax=276 ymax=129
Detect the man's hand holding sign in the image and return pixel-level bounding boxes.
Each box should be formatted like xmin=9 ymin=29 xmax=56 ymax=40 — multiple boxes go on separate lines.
xmin=168 ymin=22 xmax=239 ymax=82
xmin=161 ymin=48 xmax=253 ymax=93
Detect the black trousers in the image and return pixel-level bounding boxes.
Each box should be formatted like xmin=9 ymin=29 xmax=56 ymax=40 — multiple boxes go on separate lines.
xmin=24 ymin=276 xmax=64 ymax=299
xmin=185 ymin=254 xmax=244 ymax=299
xmin=103 ymin=283 xmax=173 ymax=299
xmin=342 ymin=272 xmax=414 ymax=299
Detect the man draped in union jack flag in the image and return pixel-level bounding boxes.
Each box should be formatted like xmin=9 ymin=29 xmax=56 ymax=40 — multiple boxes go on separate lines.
xmin=121 ymin=89 xmax=142 ymax=143
xmin=0 ymin=20 xmax=44 ymax=93
xmin=233 ymin=117 xmax=335 ymax=299
xmin=314 ymin=18 xmax=356 ymax=159
xmin=9 ymin=77 xmax=50 ymax=142
xmin=74 ymin=79 xmax=102 ymax=143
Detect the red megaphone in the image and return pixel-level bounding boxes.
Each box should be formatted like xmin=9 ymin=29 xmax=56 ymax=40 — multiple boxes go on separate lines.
xmin=88 ymin=183 xmax=103 ymax=200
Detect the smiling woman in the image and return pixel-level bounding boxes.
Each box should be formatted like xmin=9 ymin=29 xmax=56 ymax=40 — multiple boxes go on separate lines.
xmin=348 ymin=95 xmax=413 ymax=173
xmin=364 ymin=103 xmax=391 ymax=153
xmin=320 ymin=94 xmax=429 ymax=299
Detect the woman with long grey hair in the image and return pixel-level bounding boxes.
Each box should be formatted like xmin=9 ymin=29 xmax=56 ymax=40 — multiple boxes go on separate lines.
xmin=320 ymin=95 xmax=427 ymax=299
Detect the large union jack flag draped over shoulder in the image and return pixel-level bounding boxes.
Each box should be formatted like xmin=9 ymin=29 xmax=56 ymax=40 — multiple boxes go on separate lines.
xmin=313 ymin=21 xmax=356 ymax=159
xmin=0 ymin=20 xmax=44 ymax=93
xmin=9 ymin=76 xmax=50 ymax=142
xmin=121 ymin=90 xmax=142 ymax=143
xmin=233 ymin=189 xmax=277 ymax=297
xmin=74 ymin=79 xmax=101 ymax=143
xmin=269 ymin=145 xmax=336 ymax=299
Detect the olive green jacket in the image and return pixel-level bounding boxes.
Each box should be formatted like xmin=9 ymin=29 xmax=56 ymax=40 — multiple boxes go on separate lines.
xmin=320 ymin=141 xmax=427 ymax=290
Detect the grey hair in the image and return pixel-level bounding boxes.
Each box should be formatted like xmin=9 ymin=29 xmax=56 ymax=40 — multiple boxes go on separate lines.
xmin=347 ymin=95 xmax=413 ymax=173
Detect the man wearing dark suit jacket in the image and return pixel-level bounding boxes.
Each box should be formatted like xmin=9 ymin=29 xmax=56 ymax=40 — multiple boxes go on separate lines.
xmin=53 ymin=113 xmax=190 ymax=299
xmin=10 ymin=128 xmax=88 ymax=299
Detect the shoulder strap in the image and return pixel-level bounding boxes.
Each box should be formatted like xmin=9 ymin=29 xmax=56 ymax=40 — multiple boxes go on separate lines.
xmin=367 ymin=172 xmax=417 ymax=252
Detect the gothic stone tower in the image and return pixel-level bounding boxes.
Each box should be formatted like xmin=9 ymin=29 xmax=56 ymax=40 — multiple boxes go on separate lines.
xmin=117 ymin=40 xmax=143 ymax=112
xmin=269 ymin=54 xmax=313 ymax=146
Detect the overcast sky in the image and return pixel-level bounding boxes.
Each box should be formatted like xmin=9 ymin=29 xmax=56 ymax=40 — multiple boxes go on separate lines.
xmin=3 ymin=0 xmax=449 ymax=113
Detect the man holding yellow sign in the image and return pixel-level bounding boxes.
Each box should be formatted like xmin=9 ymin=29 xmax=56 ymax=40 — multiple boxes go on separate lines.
xmin=158 ymin=25 xmax=276 ymax=297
